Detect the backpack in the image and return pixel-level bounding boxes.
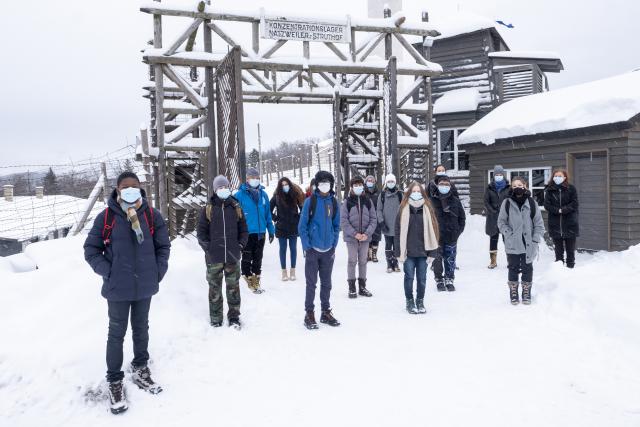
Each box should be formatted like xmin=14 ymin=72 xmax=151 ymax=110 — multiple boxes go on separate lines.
xmin=102 ymin=206 xmax=154 ymax=245
xmin=505 ymin=197 xmax=537 ymax=220
xmin=346 ymin=194 xmax=374 ymax=212
xmin=205 ymin=199 xmax=243 ymax=223
xmin=307 ymin=193 xmax=338 ymax=225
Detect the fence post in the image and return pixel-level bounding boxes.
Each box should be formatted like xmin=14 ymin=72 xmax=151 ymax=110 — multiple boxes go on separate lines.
xmin=298 ymin=155 xmax=304 ymax=184
xmin=100 ymin=162 xmax=109 ymax=205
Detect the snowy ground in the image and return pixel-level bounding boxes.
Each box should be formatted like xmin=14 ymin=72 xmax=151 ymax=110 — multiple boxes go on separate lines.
xmin=1 ymin=214 xmax=639 ymax=427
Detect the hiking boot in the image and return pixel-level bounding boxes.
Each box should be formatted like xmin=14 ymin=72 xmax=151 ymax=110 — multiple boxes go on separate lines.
xmin=406 ymin=298 xmax=417 ymax=314
xmin=107 ymin=380 xmax=128 ymax=415
xmin=289 ymin=268 xmax=297 ymax=281
xmin=131 ymin=365 xmax=163 ymax=395
xmin=210 ymin=320 xmax=223 ymax=327
xmin=445 ymin=278 xmax=456 ymax=292
xmin=367 ymin=246 xmax=373 ymax=262
xmin=348 ymin=279 xmax=357 ymax=298
xmin=358 ymin=278 xmax=372 ymax=297
xmin=281 ymin=269 xmax=289 ymax=282
xmin=508 ymin=281 xmax=520 ymax=305
xmin=436 ymin=280 xmax=446 ymax=292
xmin=242 ymin=275 xmax=254 ymax=291
xmin=252 ymin=275 xmax=264 ymax=294
xmin=488 ymin=251 xmax=497 ymax=269
xmin=320 ymin=310 xmax=341 ymax=327
xmin=393 ymin=259 xmax=401 ymax=272
xmin=304 ymin=310 xmax=318 ymax=330
xmin=228 ymin=318 xmax=242 ymax=330
xmin=371 ymin=246 xmax=379 ymax=263
xmin=416 ymin=298 xmax=426 ymax=314
xmin=522 ymin=281 xmax=532 ymax=305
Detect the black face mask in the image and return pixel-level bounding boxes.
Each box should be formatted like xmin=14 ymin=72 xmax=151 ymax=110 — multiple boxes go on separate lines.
xmin=512 ymin=187 xmax=527 ymax=198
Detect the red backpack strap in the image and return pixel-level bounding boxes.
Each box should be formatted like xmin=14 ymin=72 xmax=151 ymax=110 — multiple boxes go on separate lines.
xmin=102 ymin=208 xmax=116 ymax=244
xmin=143 ymin=208 xmax=155 ymax=236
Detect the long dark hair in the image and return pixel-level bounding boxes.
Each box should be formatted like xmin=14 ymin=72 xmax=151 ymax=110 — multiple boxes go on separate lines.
xmin=275 ymin=177 xmax=304 ymax=207
xmin=547 ymin=169 xmax=569 ymax=186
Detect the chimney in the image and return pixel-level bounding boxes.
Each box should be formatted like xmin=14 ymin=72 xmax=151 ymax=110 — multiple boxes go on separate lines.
xmin=3 ymin=185 xmax=14 ymax=202
xmin=35 ymin=186 xmax=44 ymax=199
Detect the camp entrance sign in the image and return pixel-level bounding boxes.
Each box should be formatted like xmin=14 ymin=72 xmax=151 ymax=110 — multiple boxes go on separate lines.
xmin=261 ymin=16 xmax=351 ymax=44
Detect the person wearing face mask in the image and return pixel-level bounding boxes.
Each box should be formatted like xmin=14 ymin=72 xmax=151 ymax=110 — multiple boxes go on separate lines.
xmin=197 ymin=175 xmax=249 ymax=329
xmin=484 ymin=165 xmax=511 ymax=269
xmin=299 ymin=170 xmax=341 ymax=330
xmin=340 ymin=176 xmax=377 ymax=299
xmin=394 ymin=182 xmax=440 ymax=314
xmin=377 ymin=173 xmax=403 ymax=273
xmin=426 ymin=164 xmax=459 ymax=198
xmin=270 ymin=177 xmax=304 ymax=281
xmin=497 ymin=177 xmax=545 ymax=305
xmin=305 ymin=178 xmax=316 ymax=198
xmin=364 ymin=175 xmax=382 ymax=263
xmin=84 ymin=172 xmax=171 ymax=414
xmin=234 ymin=167 xmax=275 ymax=294
xmin=429 ymin=176 xmax=466 ymax=292
xmin=544 ymin=169 xmax=579 ymax=268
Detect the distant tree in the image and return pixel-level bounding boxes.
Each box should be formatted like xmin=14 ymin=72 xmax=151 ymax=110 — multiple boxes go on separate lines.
xmin=115 ymin=159 xmax=136 ymax=177
xmin=247 ymin=148 xmax=260 ymax=170
xmin=43 ymin=167 xmax=59 ymax=195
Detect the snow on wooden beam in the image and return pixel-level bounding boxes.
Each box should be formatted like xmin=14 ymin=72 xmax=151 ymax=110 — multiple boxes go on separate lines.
xmin=165 ymin=116 xmax=208 ymax=143
xmin=164 ymin=18 xmax=203 ymax=56
xmin=161 ymin=64 xmax=207 ymax=109
xmin=163 ymin=100 xmax=204 ymax=115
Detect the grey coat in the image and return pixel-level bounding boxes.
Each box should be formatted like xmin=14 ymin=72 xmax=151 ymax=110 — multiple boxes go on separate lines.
xmin=497 ymin=197 xmax=546 ymax=264
xmin=376 ymin=189 xmax=402 ymax=237
xmin=340 ymin=194 xmax=377 ymax=243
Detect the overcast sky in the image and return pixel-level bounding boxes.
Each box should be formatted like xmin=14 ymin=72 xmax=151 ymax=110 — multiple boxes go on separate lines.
xmin=0 ymin=0 xmax=637 ymax=170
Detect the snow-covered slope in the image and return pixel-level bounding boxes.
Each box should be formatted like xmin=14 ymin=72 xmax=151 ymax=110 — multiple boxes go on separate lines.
xmin=1 ymin=216 xmax=639 ymax=426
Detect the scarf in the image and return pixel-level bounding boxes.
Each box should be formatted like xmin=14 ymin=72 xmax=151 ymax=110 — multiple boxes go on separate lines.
xmin=119 ymin=198 xmax=144 ymax=244
xmin=397 ymin=202 xmax=439 ymax=262
xmin=494 ymin=179 xmax=507 ymax=192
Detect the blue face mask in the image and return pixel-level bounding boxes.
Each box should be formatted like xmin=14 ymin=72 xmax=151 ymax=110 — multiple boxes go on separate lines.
xmin=494 ymin=175 xmax=504 ymax=182
xmin=409 ymin=191 xmax=423 ymax=201
xmin=216 ymin=188 xmax=231 ymax=199
xmin=553 ymin=176 xmax=565 ymax=185
xmin=366 ymin=181 xmax=375 ymax=189
xmin=249 ymin=178 xmax=260 ymax=188
xmin=120 ymin=187 xmax=141 ymax=203
xmin=282 ymin=185 xmax=290 ymax=193
xmin=438 ymin=185 xmax=451 ymax=195
xmin=436 ymin=171 xmax=446 ymax=176
xmin=353 ymin=185 xmax=364 ymax=196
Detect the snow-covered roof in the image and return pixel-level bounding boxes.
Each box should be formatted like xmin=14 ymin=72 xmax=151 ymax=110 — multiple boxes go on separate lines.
xmin=458 ymin=70 xmax=640 ymax=145
xmin=430 ymin=10 xmax=500 ymax=40
xmin=433 ymin=88 xmax=481 ymax=115
xmin=0 ymin=195 xmax=105 ymax=241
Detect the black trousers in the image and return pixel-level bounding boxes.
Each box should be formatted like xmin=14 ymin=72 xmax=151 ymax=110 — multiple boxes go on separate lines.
xmin=507 ymin=253 xmax=533 ymax=283
xmin=384 ymin=235 xmax=398 ymax=268
xmin=241 ymin=233 xmax=266 ymax=276
xmin=489 ymin=233 xmax=504 ymax=251
xmin=553 ymin=237 xmax=576 ymax=266
xmin=106 ymin=297 xmax=151 ymax=383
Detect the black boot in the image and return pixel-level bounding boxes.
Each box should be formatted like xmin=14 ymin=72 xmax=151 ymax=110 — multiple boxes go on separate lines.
xmin=393 ymin=258 xmax=401 ymax=273
xmin=367 ymin=246 xmax=373 ymax=262
xmin=416 ymin=298 xmax=426 ymax=314
xmin=131 ymin=365 xmax=163 ymax=394
xmin=228 ymin=318 xmax=242 ymax=330
xmin=107 ymin=380 xmax=128 ymax=415
xmin=371 ymin=245 xmax=379 ymax=263
xmin=508 ymin=281 xmax=519 ymax=305
xmin=406 ymin=298 xmax=417 ymax=314
xmin=436 ymin=280 xmax=446 ymax=292
xmin=320 ymin=310 xmax=341 ymax=326
xmin=522 ymin=281 xmax=532 ymax=305
xmin=348 ymin=279 xmax=357 ymax=299
xmin=358 ymin=278 xmax=372 ymax=297
xmin=445 ymin=278 xmax=456 ymax=292
xmin=304 ymin=310 xmax=318 ymax=330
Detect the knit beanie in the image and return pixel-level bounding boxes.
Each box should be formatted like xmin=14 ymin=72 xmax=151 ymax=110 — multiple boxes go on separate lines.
xmin=385 ymin=173 xmax=396 ymax=183
xmin=246 ymin=167 xmax=260 ymax=177
xmin=493 ymin=165 xmax=505 ymax=175
xmin=213 ymin=175 xmax=230 ymax=191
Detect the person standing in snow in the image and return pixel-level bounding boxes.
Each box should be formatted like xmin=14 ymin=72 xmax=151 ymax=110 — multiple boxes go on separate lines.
xmin=364 ymin=175 xmax=382 ymax=263
xmin=234 ymin=167 xmax=275 ymax=294
xmin=429 ymin=176 xmax=466 ymax=292
xmin=394 ymin=182 xmax=440 ymax=314
xmin=299 ymin=170 xmax=341 ymax=329
xmin=341 ymin=176 xmax=376 ymax=299
xmin=484 ymin=165 xmax=510 ymax=269
xmin=544 ymin=169 xmax=579 ymax=268
xmin=196 ymin=175 xmax=248 ymax=329
xmin=377 ymin=174 xmax=403 ymax=273
xmin=270 ymin=177 xmax=304 ymax=281
xmin=426 ymin=164 xmax=459 ymax=198
xmin=83 ymin=172 xmax=171 ymax=415
xmin=497 ymin=177 xmax=545 ymax=305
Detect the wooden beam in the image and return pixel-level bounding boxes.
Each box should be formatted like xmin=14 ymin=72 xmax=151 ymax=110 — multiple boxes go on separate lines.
xmin=153 ymin=9 xmax=168 ymax=219
xmin=397 ymin=76 xmax=426 ymax=107
xmin=393 ymin=33 xmax=427 ymax=66
xmin=207 ymin=22 xmax=250 ymax=57
xmin=358 ymin=33 xmax=385 ymax=62
xmin=245 ymin=69 xmax=272 ymax=91
xmin=162 ymin=64 xmax=206 ymax=109
xmin=396 ymin=115 xmax=419 ymax=137
xmin=261 ymin=39 xmax=287 ymax=59
xmin=252 ymin=21 xmax=259 ymax=55
xmin=164 ymin=18 xmax=203 ymax=56
xmin=324 ymin=42 xmax=348 ymax=61
xmin=166 ymin=116 xmax=208 ymax=143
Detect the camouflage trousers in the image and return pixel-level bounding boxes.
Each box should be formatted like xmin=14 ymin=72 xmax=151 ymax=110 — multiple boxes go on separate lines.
xmin=206 ymin=262 xmax=241 ymax=324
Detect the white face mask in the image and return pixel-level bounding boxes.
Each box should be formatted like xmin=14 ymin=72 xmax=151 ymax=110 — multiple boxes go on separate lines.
xmin=409 ymin=191 xmax=423 ymax=201
xmin=249 ymin=178 xmax=260 ymax=188
xmin=366 ymin=181 xmax=375 ymax=188
xmin=120 ymin=187 xmax=141 ymax=203
xmin=353 ymin=185 xmax=364 ymax=196
xmin=387 ymin=182 xmax=396 ymax=189
xmin=436 ymin=171 xmax=446 ymax=176
xmin=318 ymin=182 xmax=331 ymax=194
xmin=282 ymin=185 xmax=290 ymax=193
xmin=494 ymin=175 xmax=504 ymax=182
xmin=216 ymin=188 xmax=231 ymax=199
xmin=553 ymin=176 xmax=565 ymax=185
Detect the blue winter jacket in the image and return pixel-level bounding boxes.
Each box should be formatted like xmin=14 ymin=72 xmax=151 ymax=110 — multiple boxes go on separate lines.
xmin=298 ymin=190 xmax=341 ymax=251
xmin=234 ymin=183 xmax=275 ymax=236
xmin=83 ymin=190 xmax=171 ymax=302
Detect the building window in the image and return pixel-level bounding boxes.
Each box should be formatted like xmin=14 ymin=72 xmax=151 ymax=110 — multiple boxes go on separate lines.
xmin=488 ymin=167 xmax=551 ymax=206
xmin=437 ymin=128 xmax=468 ymax=171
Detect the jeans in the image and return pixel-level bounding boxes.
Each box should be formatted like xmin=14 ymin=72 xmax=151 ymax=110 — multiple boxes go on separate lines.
xmin=241 ymin=233 xmax=266 ymax=276
xmin=433 ymin=244 xmax=458 ymax=281
xmin=403 ymin=256 xmax=427 ymax=300
xmin=278 ymin=236 xmax=298 ymax=269
xmin=106 ymin=297 xmax=151 ymax=383
xmin=553 ymin=237 xmax=576 ymax=266
xmin=304 ymin=248 xmax=335 ymax=312
xmin=489 ymin=233 xmax=504 ymax=251
xmin=507 ymin=253 xmax=533 ymax=282
xmin=346 ymin=240 xmax=369 ymax=280
xmin=384 ymin=235 xmax=397 ymax=268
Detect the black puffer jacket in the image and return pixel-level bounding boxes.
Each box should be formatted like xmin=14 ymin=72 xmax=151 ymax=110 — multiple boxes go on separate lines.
xmin=484 ymin=181 xmax=510 ymax=236
xmin=543 ymin=182 xmax=579 ymax=239
xmin=196 ymin=194 xmax=248 ymax=264
xmin=270 ymin=192 xmax=303 ymax=238
xmin=365 ymin=186 xmax=382 ymax=242
xmin=430 ymin=193 xmax=466 ymax=245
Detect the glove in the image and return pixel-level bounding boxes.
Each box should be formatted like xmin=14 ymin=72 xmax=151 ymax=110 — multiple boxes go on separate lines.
xmin=269 ymin=233 xmax=274 ymax=244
